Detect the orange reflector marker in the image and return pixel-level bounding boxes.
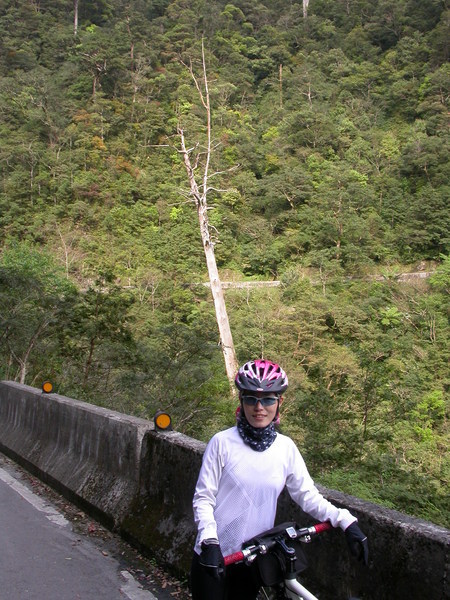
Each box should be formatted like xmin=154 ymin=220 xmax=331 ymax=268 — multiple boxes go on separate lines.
xmin=154 ymin=410 xmax=173 ymax=431
xmin=42 ymin=381 xmax=53 ymax=394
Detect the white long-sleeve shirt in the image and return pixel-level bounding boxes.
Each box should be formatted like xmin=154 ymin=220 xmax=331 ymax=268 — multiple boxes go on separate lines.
xmin=193 ymin=426 xmax=356 ymax=556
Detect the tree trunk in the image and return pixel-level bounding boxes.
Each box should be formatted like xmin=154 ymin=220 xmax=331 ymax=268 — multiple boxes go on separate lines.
xmin=279 ymin=64 xmax=283 ymax=108
xmin=303 ymin=0 xmax=309 ymax=19
xmin=179 ymin=125 xmax=238 ymax=393
xmin=83 ymin=336 xmax=96 ymax=388
xmin=10 ymin=321 xmax=50 ymax=384
xmin=198 ymin=206 xmax=239 ymax=389
xmin=74 ymin=0 xmax=78 ymax=36
xmin=173 ymin=41 xmax=239 ymax=395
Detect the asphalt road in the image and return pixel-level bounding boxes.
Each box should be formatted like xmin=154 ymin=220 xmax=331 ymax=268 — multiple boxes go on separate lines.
xmin=0 ymin=454 xmax=190 ymax=600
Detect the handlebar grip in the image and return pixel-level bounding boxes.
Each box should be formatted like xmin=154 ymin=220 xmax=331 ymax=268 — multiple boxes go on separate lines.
xmin=224 ymin=551 xmax=244 ymax=566
xmin=314 ymin=522 xmax=333 ymax=534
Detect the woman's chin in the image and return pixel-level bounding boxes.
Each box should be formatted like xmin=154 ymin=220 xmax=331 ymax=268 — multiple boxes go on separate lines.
xmin=248 ymin=417 xmax=270 ymax=428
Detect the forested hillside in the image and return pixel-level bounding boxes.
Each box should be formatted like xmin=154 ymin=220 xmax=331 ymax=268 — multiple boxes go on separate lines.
xmin=0 ymin=0 xmax=448 ymax=526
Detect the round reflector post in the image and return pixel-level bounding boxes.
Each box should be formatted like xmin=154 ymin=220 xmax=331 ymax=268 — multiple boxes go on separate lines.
xmin=42 ymin=381 xmax=53 ymax=394
xmin=154 ymin=410 xmax=172 ymax=431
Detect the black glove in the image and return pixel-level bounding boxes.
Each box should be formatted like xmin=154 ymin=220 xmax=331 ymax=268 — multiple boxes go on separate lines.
xmin=345 ymin=522 xmax=369 ymax=566
xmin=199 ymin=539 xmax=225 ymax=580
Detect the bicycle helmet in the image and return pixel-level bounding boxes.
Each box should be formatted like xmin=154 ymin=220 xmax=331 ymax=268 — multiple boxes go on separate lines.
xmin=235 ymin=359 xmax=288 ymax=394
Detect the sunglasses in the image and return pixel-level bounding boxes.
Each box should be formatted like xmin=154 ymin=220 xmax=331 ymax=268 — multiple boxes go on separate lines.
xmin=241 ymin=395 xmax=279 ymax=407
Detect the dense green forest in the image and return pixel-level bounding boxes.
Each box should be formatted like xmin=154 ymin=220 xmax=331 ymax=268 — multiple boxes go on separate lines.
xmin=0 ymin=0 xmax=448 ymax=527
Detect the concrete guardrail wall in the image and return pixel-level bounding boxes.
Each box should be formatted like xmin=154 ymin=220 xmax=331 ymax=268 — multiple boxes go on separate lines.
xmin=0 ymin=381 xmax=448 ymax=600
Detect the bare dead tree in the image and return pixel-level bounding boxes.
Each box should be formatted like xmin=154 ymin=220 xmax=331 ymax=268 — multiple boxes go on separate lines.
xmin=177 ymin=40 xmax=239 ymax=394
xmin=279 ymin=64 xmax=283 ymax=108
xmin=303 ymin=0 xmax=310 ymax=19
xmin=74 ymin=0 xmax=79 ymax=36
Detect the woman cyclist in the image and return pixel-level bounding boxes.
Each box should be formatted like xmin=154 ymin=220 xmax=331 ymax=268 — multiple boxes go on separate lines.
xmin=190 ymin=359 xmax=369 ymax=600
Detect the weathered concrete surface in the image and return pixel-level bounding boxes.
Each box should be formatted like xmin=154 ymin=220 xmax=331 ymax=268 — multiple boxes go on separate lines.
xmin=0 ymin=381 xmax=448 ymax=600
xmin=0 ymin=381 xmax=153 ymax=526
xmin=120 ymin=431 xmax=204 ymax=574
xmin=277 ymin=487 xmax=449 ymax=600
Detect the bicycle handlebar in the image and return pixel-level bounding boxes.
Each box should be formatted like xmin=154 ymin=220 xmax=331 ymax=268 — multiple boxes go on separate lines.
xmin=224 ymin=550 xmax=246 ymax=566
xmin=224 ymin=521 xmax=333 ymax=567
xmin=312 ymin=522 xmax=332 ymax=534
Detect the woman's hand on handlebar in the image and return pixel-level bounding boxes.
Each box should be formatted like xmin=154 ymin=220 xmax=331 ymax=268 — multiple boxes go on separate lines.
xmin=224 ymin=521 xmax=333 ymax=566
xmin=199 ymin=539 xmax=225 ymax=580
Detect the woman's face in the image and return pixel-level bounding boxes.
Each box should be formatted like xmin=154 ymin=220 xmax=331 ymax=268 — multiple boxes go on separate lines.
xmin=241 ymin=391 xmax=281 ymax=428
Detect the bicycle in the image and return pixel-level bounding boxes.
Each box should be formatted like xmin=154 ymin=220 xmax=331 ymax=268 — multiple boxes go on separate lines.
xmin=224 ymin=521 xmax=333 ymax=600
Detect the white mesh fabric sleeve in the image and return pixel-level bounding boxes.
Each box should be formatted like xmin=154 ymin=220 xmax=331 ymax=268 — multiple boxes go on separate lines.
xmin=193 ymin=434 xmax=223 ymax=548
xmin=284 ymin=438 xmax=356 ymax=530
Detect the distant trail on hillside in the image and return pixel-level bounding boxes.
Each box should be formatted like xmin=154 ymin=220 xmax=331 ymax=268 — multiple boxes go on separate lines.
xmin=200 ymin=271 xmax=434 ymax=289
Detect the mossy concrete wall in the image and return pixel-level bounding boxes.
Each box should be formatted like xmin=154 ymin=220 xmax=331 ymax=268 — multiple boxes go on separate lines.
xmin=0 ymin=381 xmax=448 ymax=600
xmin=0 ymin=381 xmax=153 ymax=526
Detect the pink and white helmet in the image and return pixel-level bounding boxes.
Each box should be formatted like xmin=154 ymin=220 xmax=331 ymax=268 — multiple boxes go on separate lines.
xmin=235 ymin=359 xmax=288 ymax=394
